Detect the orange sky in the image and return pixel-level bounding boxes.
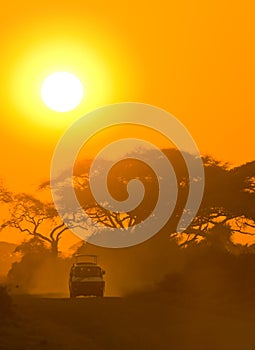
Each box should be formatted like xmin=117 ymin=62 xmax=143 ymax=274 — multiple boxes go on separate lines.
xmin=0 ymin=0 xmax=254 ymax=196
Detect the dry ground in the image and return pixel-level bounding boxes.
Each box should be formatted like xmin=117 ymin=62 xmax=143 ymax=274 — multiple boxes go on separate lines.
xmin=1 ymin=293 xmax=255 ymax=350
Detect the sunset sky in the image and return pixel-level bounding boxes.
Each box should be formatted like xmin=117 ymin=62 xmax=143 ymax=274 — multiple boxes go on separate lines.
xmin=0 ymin=0 xmax=254 ymax=196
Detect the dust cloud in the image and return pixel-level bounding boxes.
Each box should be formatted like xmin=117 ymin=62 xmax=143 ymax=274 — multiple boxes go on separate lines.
xmin=5 ymin=228 xmax=184 ymax=297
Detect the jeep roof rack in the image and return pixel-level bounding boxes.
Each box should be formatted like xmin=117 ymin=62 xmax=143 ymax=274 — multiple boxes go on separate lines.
xmin=74 ymin=254 xmax=98 ymax=265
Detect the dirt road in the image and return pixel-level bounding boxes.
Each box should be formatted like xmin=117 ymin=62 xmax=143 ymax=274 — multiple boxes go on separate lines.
xmin=1 ymin=294 xmax=255 ymax=350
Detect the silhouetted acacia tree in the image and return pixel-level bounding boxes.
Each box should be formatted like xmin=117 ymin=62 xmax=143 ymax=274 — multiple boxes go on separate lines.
xmin=43 ymin=150 xmax=255 ymax=248
xmin=71 ymin=155 xmax=255 ymax=247
xmin=178 ymin=159 xmax=255 ymax=246
xmin=1 ymin=193 xmax=90 ymax=256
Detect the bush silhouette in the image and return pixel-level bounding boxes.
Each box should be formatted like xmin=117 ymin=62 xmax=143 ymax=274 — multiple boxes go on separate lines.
xmin=0 ymin=285 xmax=12 ymax=318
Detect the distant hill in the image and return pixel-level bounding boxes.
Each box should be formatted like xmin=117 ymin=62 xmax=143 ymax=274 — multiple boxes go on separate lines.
xmin=0 ymin=241 xmax=18 ymax=278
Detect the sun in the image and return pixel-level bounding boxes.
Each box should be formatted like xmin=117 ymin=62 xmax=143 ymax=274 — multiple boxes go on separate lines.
xmin=7 ymin=38 xmax=131 ymax=132
xmin=41 ymin=72 xmax=84 ymax=112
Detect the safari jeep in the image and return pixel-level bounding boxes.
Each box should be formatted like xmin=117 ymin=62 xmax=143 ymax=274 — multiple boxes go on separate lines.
xmin=69 ymin=255 xmax=105 ymax=298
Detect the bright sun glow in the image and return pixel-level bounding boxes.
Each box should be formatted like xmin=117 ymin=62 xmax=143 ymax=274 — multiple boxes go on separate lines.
xmin=41 ymin=72 xmax=84 ymax=112
xmin=8 ymin=38 xmax=129 ymax=133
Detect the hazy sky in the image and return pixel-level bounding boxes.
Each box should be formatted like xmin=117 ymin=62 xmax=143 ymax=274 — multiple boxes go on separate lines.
xmin=0 ymin=0 xmax=254 ymax=192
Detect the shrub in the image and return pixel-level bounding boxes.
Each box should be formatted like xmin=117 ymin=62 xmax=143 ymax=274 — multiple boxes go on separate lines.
xmin=0 ymin=285 xmax=12 ymax=318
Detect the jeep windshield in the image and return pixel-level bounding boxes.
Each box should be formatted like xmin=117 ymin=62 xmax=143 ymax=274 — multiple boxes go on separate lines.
xmin=73 ymin=266 xmax=102 ymax=277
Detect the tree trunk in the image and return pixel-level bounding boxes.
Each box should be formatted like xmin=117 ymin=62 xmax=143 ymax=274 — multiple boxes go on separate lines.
xmin=51 ymin=240 xmax=59 ymax=257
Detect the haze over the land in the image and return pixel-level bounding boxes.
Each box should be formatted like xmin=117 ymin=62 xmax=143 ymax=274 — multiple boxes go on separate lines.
xmin=1 ymin=1 xmax=255 ymax=349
